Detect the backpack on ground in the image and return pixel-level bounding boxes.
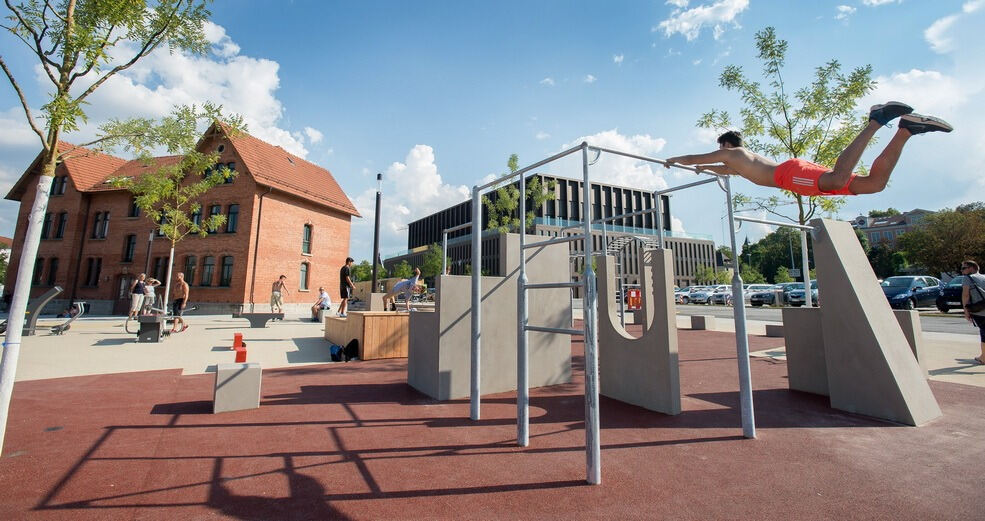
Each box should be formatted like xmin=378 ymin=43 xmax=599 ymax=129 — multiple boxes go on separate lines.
xmin=330 ymin=344 xmax=343 ymax=362
xmin=343 ymin=339 xmax=359 ymax=362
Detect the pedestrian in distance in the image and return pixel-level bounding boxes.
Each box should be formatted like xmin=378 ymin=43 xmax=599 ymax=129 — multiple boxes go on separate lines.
xmin=127 ymin=273 xmax=147 ymax=320
xmin=960 ymin=260 xmax=985 ymax=365
xmin=170 ymin=272 xmax=190 ymax=333
xmin=338 ymin=257 xmax=355 ymax=318
xmin=664 ymin=102 xmax=952 ymax=197
xmin=311 ymin=286 xmax=332 ymax=322
xmin=271 ymin=274 xmax=289 ymax=314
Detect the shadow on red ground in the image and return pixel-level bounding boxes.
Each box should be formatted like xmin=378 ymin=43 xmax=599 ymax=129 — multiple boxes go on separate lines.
xmin=1 ymin=326 xmax=984 ymax=520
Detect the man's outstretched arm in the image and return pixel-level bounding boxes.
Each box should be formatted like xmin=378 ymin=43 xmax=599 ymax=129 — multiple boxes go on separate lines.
xmin=664 ymin=150 xmax=730 ymax=168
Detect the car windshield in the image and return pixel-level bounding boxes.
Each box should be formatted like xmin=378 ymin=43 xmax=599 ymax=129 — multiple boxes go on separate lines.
xmin=948 ymin=278 xmax=964 ymax=286
xmin=883 ymin=277 xmax=915 ymax=287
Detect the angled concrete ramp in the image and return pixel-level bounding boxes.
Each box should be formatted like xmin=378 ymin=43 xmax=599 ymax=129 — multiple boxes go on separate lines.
xmin=808 ymin=218 xmax=941 ymax=425
xmin=596 ymin=248 xmax=680 ymax=415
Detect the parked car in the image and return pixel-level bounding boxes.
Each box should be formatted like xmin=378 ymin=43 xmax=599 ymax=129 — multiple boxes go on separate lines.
xmin=689 ymin=285 xmax=726 ymax=305
xmin=677 ymin=286 xmax=709 ymax=304
xmin=936 ymin=277 xmax=964 ymax=313
xmin=788 ymin=281 xmax=819 ymax=307
xmin=710 ymin=288 xmax=732 ymax=305
xmin=749 ymin=284 xmax=783 ymax=307
xmin=882 ymin=275 xmax=943 ymax=310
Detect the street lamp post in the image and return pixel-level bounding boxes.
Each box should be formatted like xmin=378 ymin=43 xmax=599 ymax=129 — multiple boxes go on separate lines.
xmin=371 ymin=173 xmax=383 ymax=292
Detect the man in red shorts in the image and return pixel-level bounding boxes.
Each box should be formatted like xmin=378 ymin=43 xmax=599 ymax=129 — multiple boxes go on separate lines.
xmin=664 ymin=102 xmax=952 ymax=196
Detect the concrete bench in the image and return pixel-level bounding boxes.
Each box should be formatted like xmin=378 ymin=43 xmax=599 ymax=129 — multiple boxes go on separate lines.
xmin=231 ymin=312 xmax=284 ymax=328
xmin=213 ymin=362 xmax=261 ymax=413
xmin=690 ymin=315 xmax=716 ymax=330
xmin=765 ymin=324 xmax=784 ymax=337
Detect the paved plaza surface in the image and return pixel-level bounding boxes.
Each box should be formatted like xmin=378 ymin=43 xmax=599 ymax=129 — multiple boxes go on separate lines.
xmin=0 ymin=314 xmax=983 ymax=519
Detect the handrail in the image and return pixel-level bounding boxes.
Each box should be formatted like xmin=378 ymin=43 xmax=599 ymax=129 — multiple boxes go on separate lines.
xmin=476 ymin=144 xmax=584 ymax=192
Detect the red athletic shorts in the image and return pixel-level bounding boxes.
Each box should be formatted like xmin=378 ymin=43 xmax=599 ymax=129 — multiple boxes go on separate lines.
xmin=773 ymin=158 xmax=856 ymax=196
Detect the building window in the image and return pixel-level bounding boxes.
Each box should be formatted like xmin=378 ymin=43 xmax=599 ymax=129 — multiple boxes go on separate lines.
xmin=154 ymin=257 xmax=167 ymax=282
xmin=54 ymin=211 xmax=67 ymax=239
xmin=191 ymin=208 xmax=202 ymax=228
xmin=41 ymin=212 xmax=52 ymax=239
xmin=91 ymin=211 xmax=109 ymax=239
xmin=84 ymin=257 xmax=102 ymax=287
xmin=224 ymin=162 xmax=236 ymax=184
xmin=226 ymin=204 xmax=239 ymax=233
xmin=156 ymin=215 xmax=166 ymax=237
xmin=201 ymin=256 xmax=215 ymax=286
xmin=46 ymin=258 xmax=59 ymax=286
xmin=123 ymin=234 xmax=137 ymax=262
xmin=302 ymin=224 xmax=312 ymax=254
xmin=49 ymin=175 xmax=67 ymax=196
xmin=128 ymin=197 xmax=140 ymax=217
xmin=32 ymin=258 xmax=44 ymax=285
xmin=183 ymin=256 xmax=197 ymax=284
xmin=208 ymin=204 xmax=221 ymax=234
xmin=220 ymin=256 xmax=233 ymax=287
xmin=300 ymin=262 xmax=309 ymax=291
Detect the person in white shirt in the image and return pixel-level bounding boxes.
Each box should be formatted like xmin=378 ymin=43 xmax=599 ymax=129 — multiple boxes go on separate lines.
xmin=311 ymin=286 xmax=332 ymax=322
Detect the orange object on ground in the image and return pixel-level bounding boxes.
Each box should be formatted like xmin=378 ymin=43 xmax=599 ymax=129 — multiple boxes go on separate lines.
xmin=626 ymin=288 xmax=642 ymax=310
xmin=234 ymin=346 xmax=247 ymax=363
xmin=233 ymin=333 xmax=244 ymax=349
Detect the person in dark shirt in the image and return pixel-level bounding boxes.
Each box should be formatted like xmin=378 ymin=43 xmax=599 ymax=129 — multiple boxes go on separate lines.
xmin=128 ymin=273 xmax=147 ymax=319
xmin=338 ymin=257 xmax=354 ymax=318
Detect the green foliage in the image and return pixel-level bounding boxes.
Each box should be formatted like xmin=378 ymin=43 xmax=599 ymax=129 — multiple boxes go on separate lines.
xmin=774 ymin=266 xmax=794 ymax=283
xmin=0 ymin=242 xmax=8 ymax=283
xmin=352 ymin=260 xmax=387 ymax=282
xmin=896 ymin=203 xmax=985 ymax=276
xmin=867 ymin=244 xmax=907 ymax=279
xmin=740 ymin=227 xmax=804 ymax=283
xmin=420 ymin=243 xmax=448 ymax=278
xmin=868 ymin=208 xmax=901 ymax=218
xmin=391 ymin=260 xmax=413 ymax=279
xmin=854 ymin=227 xmax=870 ymax=253
xmin=694 ymin=265 xmax=730 ymax=284
xmin=483 ymin=155 xmax=557 ymax=233
xmin=740 ymin=263 xmax=766 ymax=283
xmin=699 ymin=26 xmax=874 ymax=225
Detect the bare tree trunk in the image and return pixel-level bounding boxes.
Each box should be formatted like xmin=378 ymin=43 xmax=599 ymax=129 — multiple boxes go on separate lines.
xmin=0 ymin=173 xmax=54 ymax=451
xmin=163 ymin=243 xmax=176 ymax=310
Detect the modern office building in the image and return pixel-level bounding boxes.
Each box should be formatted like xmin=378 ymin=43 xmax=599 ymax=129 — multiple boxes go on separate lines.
xmin=4 ymin=123 xmax=359 ymax=314
xmin=384 ymin=174 xmax=716 ymax=290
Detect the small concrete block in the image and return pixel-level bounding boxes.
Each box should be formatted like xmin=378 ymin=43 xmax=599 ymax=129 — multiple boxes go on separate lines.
xmin=765 ymin=324 xmax=784 ymax=338
xmin=214 ymin=362 xmax=261 ymax=413
xmin=369 ymin=293 xmax=386 ymax=311
xmin=690 ymin=315 xmax=716 ymax=330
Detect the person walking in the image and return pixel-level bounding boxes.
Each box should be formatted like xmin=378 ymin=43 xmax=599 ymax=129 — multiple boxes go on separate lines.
xmin=960 ymin=260 xmax=985 ymax=365
xmin=170 ymin=272 xmax=190 ymax=333
xmin=271 ymin=275 xmax=289 ymax=314
xmin=338 ymin=257 xmax=355 ymax=318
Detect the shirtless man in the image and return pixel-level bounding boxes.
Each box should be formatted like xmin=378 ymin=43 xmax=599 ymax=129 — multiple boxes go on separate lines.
xmin=170 ymin=272 xmax=190 ymax=333
xmin=664 ymin=102 xmax=952 ymax=197
xmin=384 ymin=267 xmax=422 ymax=312
xmin=271 ymin=275 xmax=289 ymax=314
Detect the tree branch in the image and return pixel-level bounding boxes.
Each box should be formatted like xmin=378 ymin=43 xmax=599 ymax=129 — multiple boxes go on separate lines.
xmin=0 ymin=55 xmax=49 ymax=150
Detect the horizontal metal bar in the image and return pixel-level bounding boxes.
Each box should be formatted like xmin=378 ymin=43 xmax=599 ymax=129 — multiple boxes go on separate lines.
xmin=654 ymin=176 xmax=720 ymax=196
xmin=476 ymin=144 xmax=585 ymax=192
xmin=521 ymin=234 xmax=585 ymax=249
xmin=524 ymin=325 xmax=583 ymax=336
xmin=589 ymin=145 xmax=725 ymax=176
xmin=559 ymin=207 xmax=662 ymax=232
xmin=524 ymin=282 xmax=582 ymax=290
xmin=733 ymin=215 xmax=814 ymax=231
xmin=442 ymin=222 xmax=472 ymax=234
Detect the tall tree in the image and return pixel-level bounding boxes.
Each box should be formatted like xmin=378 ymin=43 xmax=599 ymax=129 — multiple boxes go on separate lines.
xmin=699 ymin=26 xmax=875 ymax=226
xmin=484 ymin=154 xmax=557 ymax=233
xmin=0 ymin=0 xmax=213 ymax=451
xmin=896 ymin=203 xmax=985 ymax=277
xmin=420 ymin=243 xmax=448 ymax=279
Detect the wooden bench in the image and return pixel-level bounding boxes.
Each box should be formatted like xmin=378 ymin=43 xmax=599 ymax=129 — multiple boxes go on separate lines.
xmin=232 ymin=312 xmax=284 ymax=328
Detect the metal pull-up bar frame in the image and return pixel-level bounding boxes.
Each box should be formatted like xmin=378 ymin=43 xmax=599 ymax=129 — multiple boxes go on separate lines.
xmin=733 ymin=216 xmax=814 ymax=307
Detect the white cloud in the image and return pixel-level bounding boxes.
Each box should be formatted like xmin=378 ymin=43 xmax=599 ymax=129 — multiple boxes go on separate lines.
xmin=0 ymin=107 xmax=40 ymax=148
xmin=692 ymin=59 xmax=703 ymax=66
xmin=965 ymin=0 xmax=985 ymax=13
xmin=535 ymin=131 xmax=551 ymax=140
xmin=303 ymin=126 xmax=324 ymax=144
xmin=613 ymin=54 xmax=624 ymax=65
xmin=558 ymin=129 xmax=670 ymax=193
xmin=835 ymin=5 xmax=857 ymax=20
xmin=925 ymin=15 xmax=959 ymax=53
xmin=862 ymin=69 xmax=968 ymax=115
xmin=540 ymin=77 xmax=555 ymax=86
xmin=584 ymin=74 xmax=597 ymax=83
xmin=29 ymin=23 xmax=312 ymax=158
xmin=351 ymin=145 xmax=471 ymax=259
xmin=862 ymin=0 xmax=898 ymax=5
xmin=666 ymin=0 xmax=690 ymax=7
xmin=655 ymin=0 xmax=749 ymax=41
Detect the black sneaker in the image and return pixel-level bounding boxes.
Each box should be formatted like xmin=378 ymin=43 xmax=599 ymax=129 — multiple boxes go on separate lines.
xmin=869 ymin=102 xmax=913 ymax=125
xmin=899 ymin=113 xmax=953 ymax=135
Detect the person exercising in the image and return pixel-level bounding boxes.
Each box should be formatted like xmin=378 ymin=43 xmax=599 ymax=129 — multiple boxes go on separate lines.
xmin=664 ymin=102 xmax=952 ymax=197
xmin=384 ymin=267 xmax=422 ymax=312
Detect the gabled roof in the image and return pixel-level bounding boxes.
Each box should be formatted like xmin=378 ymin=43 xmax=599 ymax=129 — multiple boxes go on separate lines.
xmin=215 ymin=124 xmax=359 ymax=217
xmin=87 ymin=156 xmax=184 ymax=192
xmin=5 ymin=142 xmax=128 ymax=200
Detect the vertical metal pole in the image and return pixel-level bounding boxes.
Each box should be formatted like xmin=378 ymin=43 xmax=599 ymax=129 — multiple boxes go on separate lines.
xmin=581 ymin=143 xmax=601 ymax=485
xmin=371 ymin=173 xmax=383 ymax=292
xmin=618 ymin=260 xmax=625 ymax=328
xmin=442 ymin=230 xmax=448 ymax=276
xmin=470 ymin=186 xmax=481 ymax=421
xmin=517 ymin=173 xmax=529 ymax=446
xmin=655 ymin=192 xmax=665 ymax=249
xmin=801 ymin=230 xmax=813 ymax=308
xmin=143 ymin=230 xmax=155 ymax=276
xmin=725 ymin=177 xmax=756 ymax=439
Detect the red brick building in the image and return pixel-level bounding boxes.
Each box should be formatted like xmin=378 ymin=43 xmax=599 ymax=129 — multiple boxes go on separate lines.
xmin=3 ymin=124 xmax=359 ymax=315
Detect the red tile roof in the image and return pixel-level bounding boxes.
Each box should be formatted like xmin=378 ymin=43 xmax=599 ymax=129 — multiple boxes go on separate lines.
xmin=6 ymin=130 xmax=359 ymax=217
xmin=221 ymin=126 xmax=360 ymax=216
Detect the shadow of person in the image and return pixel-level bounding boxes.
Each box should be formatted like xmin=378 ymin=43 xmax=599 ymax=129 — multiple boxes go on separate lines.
xmin=208 ymin=457 xmax=351 ymax=521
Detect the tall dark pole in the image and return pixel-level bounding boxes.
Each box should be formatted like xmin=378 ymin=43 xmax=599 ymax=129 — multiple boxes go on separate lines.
xmin=370 ymin=173 xmax=383 ymax=292
xmin=143 ymin=230 xmax=154 ymax=276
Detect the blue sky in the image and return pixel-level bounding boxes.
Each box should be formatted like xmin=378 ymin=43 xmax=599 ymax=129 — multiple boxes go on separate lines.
xmin=1 ymin=0 xmax=982 ymax=261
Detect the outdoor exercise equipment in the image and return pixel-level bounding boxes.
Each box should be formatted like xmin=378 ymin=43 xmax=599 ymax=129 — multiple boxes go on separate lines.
xmin=50 ymin=302 xmax=87 ymax=335
xmin=0 ymin=286 xmax=62 ymax=336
